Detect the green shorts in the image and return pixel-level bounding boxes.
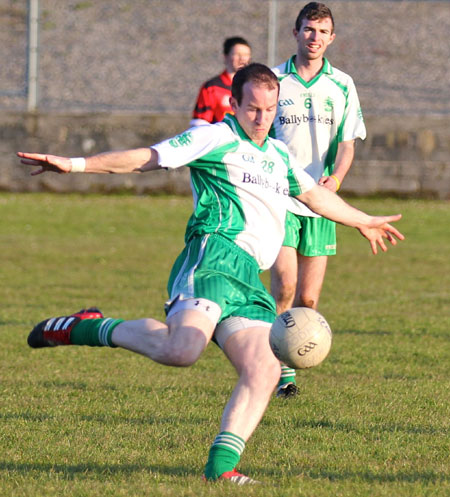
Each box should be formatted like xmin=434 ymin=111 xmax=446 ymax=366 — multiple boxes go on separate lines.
xmin=283 ymin=211 xmax=337 ymax=256
xmin=166 ymin=233 xmax=277 ymax=324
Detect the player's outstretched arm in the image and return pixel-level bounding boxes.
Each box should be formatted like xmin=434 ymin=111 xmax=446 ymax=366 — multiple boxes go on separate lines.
xmin=297 ymin=185 xmax=404 ymax=254
xmin=17 ymin=147 xmax=160 ymax=175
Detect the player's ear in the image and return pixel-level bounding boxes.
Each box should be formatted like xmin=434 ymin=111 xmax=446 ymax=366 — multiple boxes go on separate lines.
xmin=230 ymin=96 xmax=238 ymax=112
xmin=328 ymin=32 xmax=336 ymax=46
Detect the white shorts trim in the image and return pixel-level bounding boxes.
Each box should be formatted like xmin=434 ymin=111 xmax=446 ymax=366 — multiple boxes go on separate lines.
xmin=214 ymin=316 xmax=272 ymax=349
xmin=166 ymin=297 xmax=222 ymax=326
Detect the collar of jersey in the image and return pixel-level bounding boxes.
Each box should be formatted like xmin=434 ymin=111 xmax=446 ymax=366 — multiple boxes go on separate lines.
xmin=220 ymin=70 xmax=233 ymax=86
xmin=223 ymin=114 xmax=269 ymax=152
xmin=285 ymin=55 xmax=332 ymax=88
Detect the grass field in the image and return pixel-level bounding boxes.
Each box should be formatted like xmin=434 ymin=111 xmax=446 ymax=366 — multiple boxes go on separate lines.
xmin=0 ymin=193 xmax=448 ymax=497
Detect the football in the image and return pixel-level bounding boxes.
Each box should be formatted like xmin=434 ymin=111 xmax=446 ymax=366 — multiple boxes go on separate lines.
xmin=269 ymin=307 xmax=332 ymax=369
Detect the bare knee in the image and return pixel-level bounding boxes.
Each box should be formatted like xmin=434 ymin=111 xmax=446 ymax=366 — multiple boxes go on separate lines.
xmin=272 ymin=276 xmax=297 ymax=313
xmin=156 ymin=332 xmax=206 ymax=367
xmin=163 ymin=339 xmax=205 ymax=367
xmin=164 ymin=349 xmax=200 ymax=367
xmin=296 ymin=255 xmax=327 ymax=310
xmin=242 ymin=355 xmax=280 ymax=391
xmin=162 ymin=313 xmax=213 ymax=367
xmin=296 ymin=293 xmax=318 ymax=310
xmin=271 ymin=247 xmax=298 ymax=312
xmin=266 ymin=359 xmax=282 ymax=388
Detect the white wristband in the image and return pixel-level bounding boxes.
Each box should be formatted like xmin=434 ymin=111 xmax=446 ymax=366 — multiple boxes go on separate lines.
xmin=70 ymin=157 xmax=86 ymax=173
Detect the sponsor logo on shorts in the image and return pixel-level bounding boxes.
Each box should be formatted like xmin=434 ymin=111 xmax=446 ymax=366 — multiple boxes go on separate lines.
xmin=194 ymin=300 xmax=211 ymax=312
xmin=325 ymin=244 xmax=336 ymax=250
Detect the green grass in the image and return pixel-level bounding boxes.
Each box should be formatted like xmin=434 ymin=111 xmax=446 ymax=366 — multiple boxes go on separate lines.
xmin=0 ymin=193 xmax=448 ymax=497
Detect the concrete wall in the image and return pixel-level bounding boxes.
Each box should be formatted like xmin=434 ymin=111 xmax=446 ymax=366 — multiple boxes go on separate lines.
xmin=2 ymin=112 xmax=449 ymax=199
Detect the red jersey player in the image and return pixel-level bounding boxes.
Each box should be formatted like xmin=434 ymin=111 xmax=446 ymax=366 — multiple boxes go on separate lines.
xmin=191 ymin=37 xmax=251 ymax=126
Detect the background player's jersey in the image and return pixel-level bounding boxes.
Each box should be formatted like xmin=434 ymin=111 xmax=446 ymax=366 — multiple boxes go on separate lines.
xmin=271 ymin=56 xmax=366 ymax=216
xmin=191 ymin=71 xmax=233 ymax=124
xmin=153 ymin=115 xmax=316 ymax=270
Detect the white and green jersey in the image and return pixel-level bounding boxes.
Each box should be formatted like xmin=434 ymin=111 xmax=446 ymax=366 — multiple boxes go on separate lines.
xmin=152 ymin=114 xmax=316 ymax=270
xmin=271 ymin=56 xmax=366 ymax=216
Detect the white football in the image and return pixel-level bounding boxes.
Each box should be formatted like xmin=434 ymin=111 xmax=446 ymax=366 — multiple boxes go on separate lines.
xmin=269 ymin=307 xmax=332 ymax=369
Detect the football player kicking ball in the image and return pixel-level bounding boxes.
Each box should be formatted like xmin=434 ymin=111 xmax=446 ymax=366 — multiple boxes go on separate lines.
xmin=18 ymin=63 xmax=403 ymax=485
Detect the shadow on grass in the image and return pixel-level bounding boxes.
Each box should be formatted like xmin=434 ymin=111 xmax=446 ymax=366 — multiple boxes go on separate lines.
xmin=261 ymin=417 xmax=447 ymax=436
xmin=0 ymin=460 xmax=193 ymax=479
xmin=337 ymin=329 xmax=392 ymax=336
xmin=5 ymin=409 xmax=445 ymax=435
xmin=309 ymin=468 xmax=449 ymax=484
xmin=292 ymin=418 xmax=448 ymax=436
xmin=0 ymin=411 xmax=211 ymax=426
xmin=1 ymin=460 xmax=447 ymax=485
xmin=259 ymin=466 xmax=449 ymax=484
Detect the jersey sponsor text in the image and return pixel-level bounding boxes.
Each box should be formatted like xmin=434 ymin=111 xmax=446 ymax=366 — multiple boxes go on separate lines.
xmin=242 ymin=172 xmax=289 ymax=196
xmin=278 ymin=114 xmax=334 ymax=126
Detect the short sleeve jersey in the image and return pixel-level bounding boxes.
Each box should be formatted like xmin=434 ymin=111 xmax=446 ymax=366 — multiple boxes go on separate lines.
xmin=192 ymin=71 xmax=233 ymax=124
xmin=152 ymin=114 xmax=316 ymax=270
xmin=271 ymin=56 xmax=366 ymax=216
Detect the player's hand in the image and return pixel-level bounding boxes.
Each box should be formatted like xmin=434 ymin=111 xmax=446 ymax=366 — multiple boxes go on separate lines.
xmin=17 ymin=152 xmax=72 ymax=175
xmin=318 ymin=176 xmax=338 ymax=192
xmin=358 ymin=214 xmax=404 ymax=254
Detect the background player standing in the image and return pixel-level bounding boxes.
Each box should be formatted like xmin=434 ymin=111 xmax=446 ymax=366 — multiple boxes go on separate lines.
xmin=190 ymin=36 xmax=251 ymax=126
xmin=270 ymin=2 xmax=367 ymax=398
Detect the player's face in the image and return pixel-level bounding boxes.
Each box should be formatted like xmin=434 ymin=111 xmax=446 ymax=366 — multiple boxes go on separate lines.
xmin=294 ymin=17 xmax=335 ymax=62
xmin=225 ymin=44 xmax=251 ymax=74
xmin=230 ymin=82 xmax=278 ymax=147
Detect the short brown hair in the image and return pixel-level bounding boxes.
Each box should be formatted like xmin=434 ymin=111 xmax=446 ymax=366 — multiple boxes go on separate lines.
xmin=223 ymin=37 xmax=251 ymax=56
xmin=231 ymin=63 xmax=279 ymax=105
xmin=295 ymin=2 xmax=334 ymax=33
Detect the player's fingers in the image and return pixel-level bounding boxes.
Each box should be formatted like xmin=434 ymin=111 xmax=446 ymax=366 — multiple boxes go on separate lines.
xmin=387 ymin=234 xmax=397 ymax=245
xmin=384 ymin=223 xmax=405 ymax=241
xmin=377 ymin=237 xmax=388 ymax=252
xmin=388 ymin=231 xmax=399 ymax=245
xmin=370 ymin=239 xmax=378 ymax=255
xmin=382 ymin=214 xmax=402 ymax=224
xmin=17 ymin=152 xmax=48 ymax=161
xmin=20 ymin=158 xmax=45 ymax=166
xmin=381 ymin=229 xmax=395 ymax=244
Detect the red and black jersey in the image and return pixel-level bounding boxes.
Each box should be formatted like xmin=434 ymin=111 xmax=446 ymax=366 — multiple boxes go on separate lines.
xmin=192 ymin=71 xmax=233 ymax=124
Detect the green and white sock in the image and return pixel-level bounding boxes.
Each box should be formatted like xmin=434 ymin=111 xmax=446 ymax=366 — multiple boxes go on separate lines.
xmin=204 ymin=431 xmax=245 ymax=480
xmin=278 ymin=365 xmax=296 ymax=387
xmin=71 ymin=318 xmax=123 ymax=347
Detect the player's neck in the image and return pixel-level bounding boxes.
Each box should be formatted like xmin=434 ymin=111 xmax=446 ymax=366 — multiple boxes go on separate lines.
xmin=223 ymin=69 xmax=235 ymax=84
xmin=294 ymin=55 xmax=324 ymax=82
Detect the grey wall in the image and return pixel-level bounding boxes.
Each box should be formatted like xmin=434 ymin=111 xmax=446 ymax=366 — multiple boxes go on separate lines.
xmin=3 ymin=112 xmax=449 ymax=199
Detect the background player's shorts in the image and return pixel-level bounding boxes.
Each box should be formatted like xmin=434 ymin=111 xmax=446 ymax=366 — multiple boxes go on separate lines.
xmin=283 ymin=211 xmax=337 ymax=256
xmin=166 ymin=233 xmax=277 ymax=324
